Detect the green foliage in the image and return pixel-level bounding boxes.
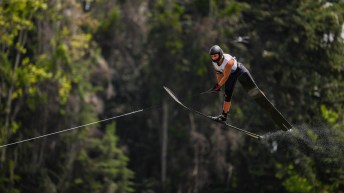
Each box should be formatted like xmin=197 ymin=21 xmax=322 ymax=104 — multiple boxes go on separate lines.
xmin=150 ymin=1 xmax=184 ymax=54
xmin=70 ymin=123 xmax=134 ymax=193
xmin=0 ymin=0 xmax=47 ymax=47
xmin=321 ymin=105 xmax=339 ymax=125
xmin=0 ymin=1 xmax=134 ymax=193
xmin=1 ymin=0 xmax=344 ymax=193
xmin=276 ymin=163 xmax=314 ymax=193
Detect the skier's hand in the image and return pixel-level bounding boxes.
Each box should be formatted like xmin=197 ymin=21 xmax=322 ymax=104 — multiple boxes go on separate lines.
xmin=212 ymin=83 xmax=221 ymax=92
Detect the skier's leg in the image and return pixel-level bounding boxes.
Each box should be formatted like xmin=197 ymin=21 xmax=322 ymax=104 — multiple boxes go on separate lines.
xmin=238 ymin=65 xmax=292 ymax=130
xmin=212 ymin=68 xmax=240 ymax=122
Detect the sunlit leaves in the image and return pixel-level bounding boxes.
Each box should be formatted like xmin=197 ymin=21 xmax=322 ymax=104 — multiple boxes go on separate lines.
xmin=57 ymin=75 xmax=71 ymax=104
xmin=276 ymin=163 xmax=314 ymax=193
xmin=0 ymin=0 xmax=47 ymax=48
xmin=0 ymin=1 xmax=133 ymax=193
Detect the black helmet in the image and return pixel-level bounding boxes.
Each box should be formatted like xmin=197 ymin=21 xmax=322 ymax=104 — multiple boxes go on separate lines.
xmin=209 ymin=45 xmax=223 ymax=64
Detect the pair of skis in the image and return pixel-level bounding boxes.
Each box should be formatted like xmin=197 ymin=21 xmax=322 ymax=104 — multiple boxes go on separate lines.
xmin=0 ymin=85 xmax=269 ymax=148
xmin=163 ymin=86 xmax=263 ymax=139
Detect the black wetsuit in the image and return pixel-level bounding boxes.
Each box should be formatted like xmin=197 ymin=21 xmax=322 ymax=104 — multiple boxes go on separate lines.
xmin=224 ymin=63 xmax=257 ymax=102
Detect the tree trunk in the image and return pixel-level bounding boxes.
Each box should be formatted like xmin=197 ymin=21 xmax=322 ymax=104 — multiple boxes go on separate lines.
xmin=1 ymin=29 xmax=25 ymax=163
xmin=161 ymin=99 xmax=168 ymax=192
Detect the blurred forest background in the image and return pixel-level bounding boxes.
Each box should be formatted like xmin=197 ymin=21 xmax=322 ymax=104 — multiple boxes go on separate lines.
xmin=1 ymin=0 xmax=344 ymax=193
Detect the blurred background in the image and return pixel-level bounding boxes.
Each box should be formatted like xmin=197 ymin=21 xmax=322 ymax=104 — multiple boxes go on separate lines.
xmin=0 ymin=0 xmax=343 ymax=193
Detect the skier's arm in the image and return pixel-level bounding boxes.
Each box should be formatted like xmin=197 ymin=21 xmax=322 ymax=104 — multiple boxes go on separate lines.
xmin=212 ymin=64 xmax=224 ymax=83
xmin=218 ymin=59 xmax=234 ymax=86
xmin=216 ymin=73 xmax=223 ymax=83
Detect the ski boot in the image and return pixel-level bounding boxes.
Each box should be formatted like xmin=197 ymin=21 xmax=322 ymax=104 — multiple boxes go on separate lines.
xmin=211 ymin=112 xmax=228 ymax=122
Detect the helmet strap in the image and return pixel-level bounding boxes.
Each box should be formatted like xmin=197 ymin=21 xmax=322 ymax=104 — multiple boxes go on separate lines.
xmin=213 ymin=55 xmax=223 ymax=65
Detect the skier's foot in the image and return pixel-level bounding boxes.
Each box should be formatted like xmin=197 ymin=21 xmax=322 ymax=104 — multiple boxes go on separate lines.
xmin=211 ymin=112 xmax=228 ymax=122
xmin=211 ymin=114 xmax=227 ymax=122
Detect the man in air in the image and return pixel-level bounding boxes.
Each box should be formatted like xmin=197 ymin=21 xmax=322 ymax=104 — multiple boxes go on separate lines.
xmin=209 ymin=45 xmax=292 ymax=131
